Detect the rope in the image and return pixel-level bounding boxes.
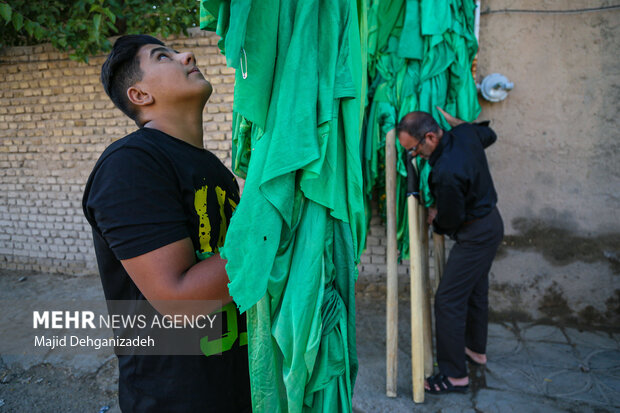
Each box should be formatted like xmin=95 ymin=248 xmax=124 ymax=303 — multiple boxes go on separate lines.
xmin=481 ymin=5 xmax=620 ymax=15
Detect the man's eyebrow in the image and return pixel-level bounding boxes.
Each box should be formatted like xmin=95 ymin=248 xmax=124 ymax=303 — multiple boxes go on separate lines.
xmin=149 ymin=46 xmax=177 ymax=58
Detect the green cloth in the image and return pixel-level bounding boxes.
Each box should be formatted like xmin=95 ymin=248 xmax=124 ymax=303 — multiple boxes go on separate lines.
xmin=362 ymin=0 xmax=480 ymax=258
xmin=201 ymin=1 xmax=366 ymax=411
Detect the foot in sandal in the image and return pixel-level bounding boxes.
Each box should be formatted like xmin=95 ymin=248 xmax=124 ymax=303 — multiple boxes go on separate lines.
xmin=424 ymin=373 xmax=469 ymax=394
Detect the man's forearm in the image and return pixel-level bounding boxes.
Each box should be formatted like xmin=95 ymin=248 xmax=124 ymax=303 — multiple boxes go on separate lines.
xmin=436 ymin=106 xmax=465 ymax=127
xmin=175 ymin=253 xmax=233 ymax=303
xmin=121 ymin=238 xmax=233 ymax=314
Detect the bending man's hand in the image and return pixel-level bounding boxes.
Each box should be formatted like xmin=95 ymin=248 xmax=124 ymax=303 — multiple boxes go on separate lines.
xmin=427 ymin=207 xmax=438 ymax=225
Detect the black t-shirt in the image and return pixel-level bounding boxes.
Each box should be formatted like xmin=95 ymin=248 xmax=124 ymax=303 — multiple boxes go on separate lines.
xmin=82 ymin=128 xmax=250 ymax=412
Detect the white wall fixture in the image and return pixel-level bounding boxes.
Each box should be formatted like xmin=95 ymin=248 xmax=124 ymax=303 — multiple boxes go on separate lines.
xmin=478 ymin=73 xmax=514 ymax=102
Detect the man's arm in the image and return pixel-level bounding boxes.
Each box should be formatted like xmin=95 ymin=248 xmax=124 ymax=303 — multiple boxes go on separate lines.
xmin=475 ymin=124 xmax=497 ymax=149
xmin=121 ymin=238 xmax=232 ymax=315
xmin=436 ymin=106 xmax=465 ymax=127
xmin=432 ymin=182 xmax=467 ymax=236
xmin=436 ymin=106 xmax=496 ymax=148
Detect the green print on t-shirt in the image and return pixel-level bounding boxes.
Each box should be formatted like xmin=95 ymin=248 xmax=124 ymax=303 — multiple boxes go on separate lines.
xmin=193 ymin=185 xmax=244 ymax=356
xmin=193 ymin=184 xmax=237 ymax=261
xmin=200 ymin=302 xmax=248 ymax=357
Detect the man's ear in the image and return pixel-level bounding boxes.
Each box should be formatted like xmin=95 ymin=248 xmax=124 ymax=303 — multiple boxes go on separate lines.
xmin=426 ymin=131 xmax=440 ymax=143
xmin=127 ymin=85 xmax=154 ymax=107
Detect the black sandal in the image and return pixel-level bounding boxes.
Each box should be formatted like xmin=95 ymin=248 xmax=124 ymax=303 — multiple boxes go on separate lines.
xmin=425 ymin=373 xmax=469 ymax=394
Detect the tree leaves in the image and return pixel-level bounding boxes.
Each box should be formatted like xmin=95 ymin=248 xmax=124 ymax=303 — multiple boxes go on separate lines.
xmin=0 ymin=3 xmax=12 ymax=22
xmin=0 ymin=0 xmax=199 ymax=62
xmin=11 ymin=12 xmax=23 ymax=31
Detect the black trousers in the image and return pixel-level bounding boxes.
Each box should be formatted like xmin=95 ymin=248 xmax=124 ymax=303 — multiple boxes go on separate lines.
xmin=435 ymin=207 xmax=503 ymax=378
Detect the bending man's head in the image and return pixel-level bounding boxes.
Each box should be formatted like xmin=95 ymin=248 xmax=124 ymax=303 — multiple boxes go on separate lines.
xmin=396 ymin=111 xmax=443 ymax=159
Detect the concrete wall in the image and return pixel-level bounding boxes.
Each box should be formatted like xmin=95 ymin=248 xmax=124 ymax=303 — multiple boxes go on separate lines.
xmin=476 ymin=1 xmax=620 ymax=326
xmin=1 ymin=3 xmax=619 ymax=327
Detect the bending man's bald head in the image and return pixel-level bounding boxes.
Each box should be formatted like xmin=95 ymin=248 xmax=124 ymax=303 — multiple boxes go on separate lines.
xmin=396 ymin=111 xmax=440 ymax=141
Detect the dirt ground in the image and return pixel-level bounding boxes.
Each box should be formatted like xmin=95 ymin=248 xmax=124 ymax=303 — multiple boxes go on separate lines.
xmin=0 ymin=270 xmax=119 ymax=412
xmin=0 ymin=357 xmax=118 ymax=413
xmin=1 ymin=269 xmax=618 ymax=412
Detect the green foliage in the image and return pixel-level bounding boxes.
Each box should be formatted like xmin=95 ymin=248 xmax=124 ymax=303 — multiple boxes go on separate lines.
xmin=0 ymin=0 xmax=200 ymax=62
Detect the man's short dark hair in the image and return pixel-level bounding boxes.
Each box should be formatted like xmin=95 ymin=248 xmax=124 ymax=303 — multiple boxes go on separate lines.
xmin=396 ymin=111 xmax=440 ymax=140
xmin=101 ymin=34 xmax=164 ymax=125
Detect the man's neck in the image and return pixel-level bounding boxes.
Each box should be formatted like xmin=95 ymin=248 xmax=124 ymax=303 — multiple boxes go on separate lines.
xmin=142 ymin=109 xmax=204 ymax=149
xmin=428 ymin=129 xmax=446 ymax=166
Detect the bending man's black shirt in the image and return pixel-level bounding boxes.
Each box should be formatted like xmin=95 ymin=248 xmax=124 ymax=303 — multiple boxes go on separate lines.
xmin=427 ymin=122 xmax=498 ymax=237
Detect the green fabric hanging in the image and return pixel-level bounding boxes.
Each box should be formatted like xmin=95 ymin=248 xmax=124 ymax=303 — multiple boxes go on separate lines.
xmin=362 ymin=0 xmax=480 ymax=258
xmin=201 ymin=0 xmax=366 ymax=411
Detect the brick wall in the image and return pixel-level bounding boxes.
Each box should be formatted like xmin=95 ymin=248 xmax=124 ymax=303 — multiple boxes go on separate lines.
xmin=357 ymin=203 xmax=419 ymax=291
xmin=0 ymin=30 xmax=237 ymax=274
xmin=0 ymin=29 xmax=396 ymax=281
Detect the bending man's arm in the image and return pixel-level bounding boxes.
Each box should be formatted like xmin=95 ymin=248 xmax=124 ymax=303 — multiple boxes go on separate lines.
xmin=437 ymin=106 xmax=497 ymax=148
xmin=436 ymin=106 xmax=465 ymax=127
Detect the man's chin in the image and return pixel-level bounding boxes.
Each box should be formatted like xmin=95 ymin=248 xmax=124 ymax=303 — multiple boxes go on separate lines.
xmin=200 ymin=80 xmax=213 ymax=103
xmin=200 ymin=81 xmax=213 ymax=101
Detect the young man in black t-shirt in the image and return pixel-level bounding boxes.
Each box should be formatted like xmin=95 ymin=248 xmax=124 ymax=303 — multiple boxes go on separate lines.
xmin=82 ymin=35 xmax=251 ymax=412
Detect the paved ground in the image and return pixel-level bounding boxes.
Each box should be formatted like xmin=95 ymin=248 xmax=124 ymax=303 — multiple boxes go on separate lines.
xmin=354 ymin=288 xmax=620 ymax=412
xmin=0 ymin=270 xmax=618 ymax=412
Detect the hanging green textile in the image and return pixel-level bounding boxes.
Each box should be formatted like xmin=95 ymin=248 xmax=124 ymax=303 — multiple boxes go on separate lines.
xmin=201 ymin=0 xmax=366 ymax=411
xmin=362 ymin=0 xmax=480 ymax=258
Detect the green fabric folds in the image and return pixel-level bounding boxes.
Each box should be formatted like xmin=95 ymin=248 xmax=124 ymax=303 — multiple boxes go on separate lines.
xmin=201 ymin=0 xmax=366 ymax=411
xmin=362 ymin=0 xmax=481 ymax=258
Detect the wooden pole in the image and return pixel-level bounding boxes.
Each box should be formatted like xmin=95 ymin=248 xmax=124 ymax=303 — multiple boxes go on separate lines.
xmin=409 ymin=176 xmax=425 ymax=403
xmin=385 ymin=129 xmax=398 ymax=398
xmin=418 ymin=206 xmax=434 ymax=377
xmin=473 ymin=0 xmax=480 ymax=80
xmin=432 ymin=233 xmax=445 ymax=293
